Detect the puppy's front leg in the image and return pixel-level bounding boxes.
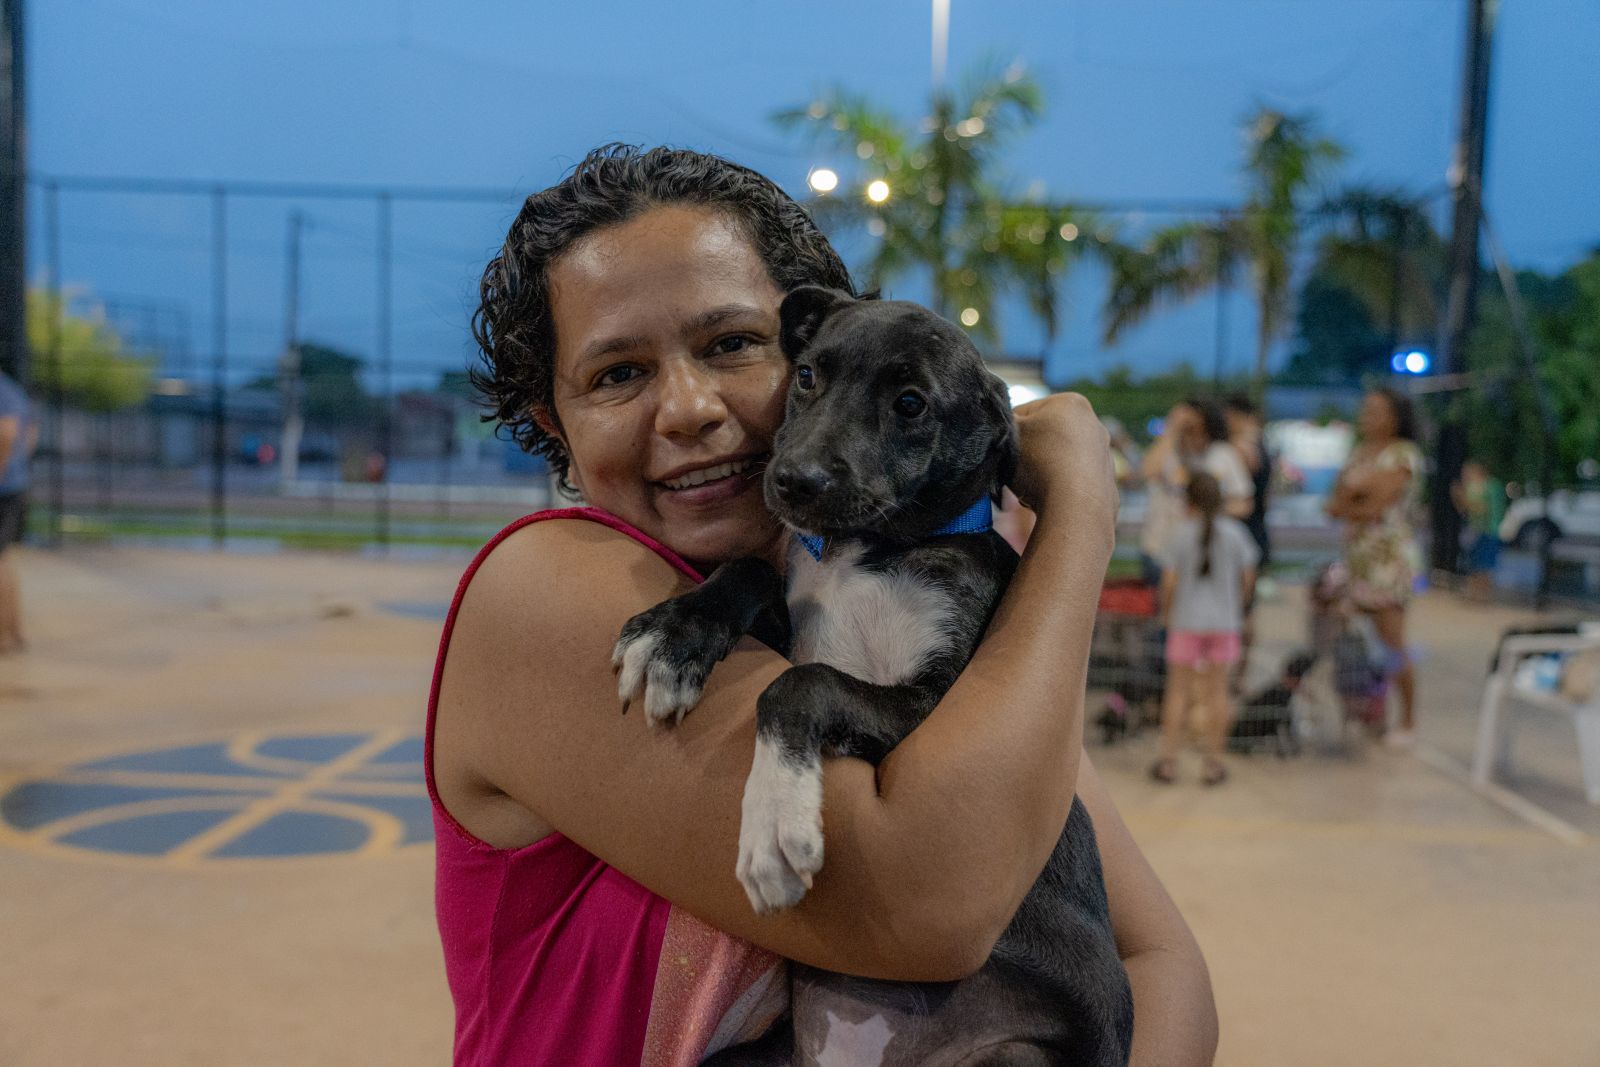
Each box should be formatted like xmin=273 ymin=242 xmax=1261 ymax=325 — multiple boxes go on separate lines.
xmin=614 ymin=557 xmax=789 ymax=726
xmin=737 ymin=664 xmax=939 ymax=913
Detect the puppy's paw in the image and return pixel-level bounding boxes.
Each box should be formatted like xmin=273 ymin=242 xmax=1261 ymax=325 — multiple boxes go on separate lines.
xmin=612 ymin=600 xmax=741 ymax=727
xmin=736 ymin=737 xmax=824 ymax=914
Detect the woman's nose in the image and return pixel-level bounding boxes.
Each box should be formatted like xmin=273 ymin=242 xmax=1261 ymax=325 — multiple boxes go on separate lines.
xmin=654 ymin=359 xmax=728 ymax=439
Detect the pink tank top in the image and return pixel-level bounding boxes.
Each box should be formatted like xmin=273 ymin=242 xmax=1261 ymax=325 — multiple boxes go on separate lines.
xmin=425 ymin=507 xmax=787 ymax=1066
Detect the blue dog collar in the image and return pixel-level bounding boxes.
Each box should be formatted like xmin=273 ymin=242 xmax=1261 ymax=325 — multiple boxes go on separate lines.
xmin=796 ymin=496 xmax=993 ymax=561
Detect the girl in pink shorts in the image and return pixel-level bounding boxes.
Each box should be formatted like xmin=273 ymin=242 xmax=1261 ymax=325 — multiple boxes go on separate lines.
xmin=1151 ymin=473 xmax=1260 ymax=785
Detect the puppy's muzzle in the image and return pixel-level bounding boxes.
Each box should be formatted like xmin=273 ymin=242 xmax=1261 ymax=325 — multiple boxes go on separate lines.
xmin=770 ymin=459 xmax=843 ymax=508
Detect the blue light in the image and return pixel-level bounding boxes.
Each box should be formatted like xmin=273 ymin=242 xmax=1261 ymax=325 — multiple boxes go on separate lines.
xmin=1391 ymin=349 xmax=1432 ymax=374
xmin=1147 ymin=417 xmax=1165 ymax=438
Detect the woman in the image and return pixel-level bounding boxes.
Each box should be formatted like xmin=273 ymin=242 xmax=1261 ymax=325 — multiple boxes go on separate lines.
xmin=1326 ymin=387 xmax=1423 ymax=746
xmin=430 ymin=144 xmax=1217 ymax=1065
xmin=1139 ymin=397 xmax=1252 ymax=588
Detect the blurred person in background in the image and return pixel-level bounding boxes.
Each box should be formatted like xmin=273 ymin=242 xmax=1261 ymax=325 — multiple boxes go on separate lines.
xmin=1139 ymin=396 xmax=1251 ymax=588
xmin=430 ymin=145 xmax=1217 ymax=1065
xmin=0 ymin=370 xmax=35 ymax=655
xmin=1224 ymin=394 xmax=1271 ymax=569
xmin=1225 ymin=393 xmax=1272 ymax=689
xmin=1452 ymin=458 xmax=1504 ymax=602
xmin=1149 ymin=472 xmax=1258 ymax=786
xmin=1325 ymin=386 xmax=1423 ymax=748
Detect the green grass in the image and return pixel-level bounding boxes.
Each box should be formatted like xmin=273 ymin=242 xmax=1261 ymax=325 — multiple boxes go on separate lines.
xmin=31 ymin=512 xmax=493 ymax=551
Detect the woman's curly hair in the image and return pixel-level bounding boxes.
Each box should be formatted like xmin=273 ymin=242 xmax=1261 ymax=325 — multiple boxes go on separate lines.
xmin=470 ymin=144 xmax=856 ymax=487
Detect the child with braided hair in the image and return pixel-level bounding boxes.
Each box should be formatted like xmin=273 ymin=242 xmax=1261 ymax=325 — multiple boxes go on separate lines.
xmin=1150 ymin=472 xmax=1259 ymax=786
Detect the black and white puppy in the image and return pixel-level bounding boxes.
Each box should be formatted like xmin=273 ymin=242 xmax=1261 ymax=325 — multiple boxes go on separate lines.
xmin=615 ymin=287 xmax=1133 ymax=1066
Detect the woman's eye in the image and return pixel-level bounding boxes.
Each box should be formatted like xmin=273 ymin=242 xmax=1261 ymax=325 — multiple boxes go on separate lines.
xmin=596 ymin=365 xmax=641 ymax=388
xmin=796 ymin=366 xmax=815 ymax=391
xmin=894 ymin=391 xmax=927 ymax=418
xmin=713 ymin=335 xmax=751 ymax=355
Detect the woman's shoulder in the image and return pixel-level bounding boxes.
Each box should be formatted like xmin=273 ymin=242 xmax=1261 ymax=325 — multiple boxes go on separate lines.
xmin=463 ymin=512 xmax=690 ymax=626
xmin=1380 ymin=439 xmax=1423 ymax=467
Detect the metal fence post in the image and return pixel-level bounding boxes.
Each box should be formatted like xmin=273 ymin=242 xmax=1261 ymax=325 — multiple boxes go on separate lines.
xmin=211 ymin=185 xmax=227 ymax=548
xmin=44 ymin=178 xmax=61 ymax=547
xmin=376 ymin=190 xmax=392 ymax=551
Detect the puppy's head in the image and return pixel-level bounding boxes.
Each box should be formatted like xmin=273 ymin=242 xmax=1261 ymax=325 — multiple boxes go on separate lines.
xmin=765 ymin=285 xmax=1018 ymax=541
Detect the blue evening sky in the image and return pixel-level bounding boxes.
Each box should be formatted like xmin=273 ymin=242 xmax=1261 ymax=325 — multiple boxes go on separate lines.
xmin=25 ymin=0 xmax=1600 ymax=389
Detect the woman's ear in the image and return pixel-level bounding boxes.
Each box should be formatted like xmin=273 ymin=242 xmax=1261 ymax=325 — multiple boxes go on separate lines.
xmin=982 ymin=372 xmax=1020 ymax=502
xmin=778 ymin=285 xmax=852 ymax=360
xmin=532 ymin=404 xmax=563 ymax=445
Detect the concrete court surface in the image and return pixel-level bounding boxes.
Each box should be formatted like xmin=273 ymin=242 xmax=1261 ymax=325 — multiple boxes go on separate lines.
xmin=0 ymin=543 xmax=1597 ymax=1066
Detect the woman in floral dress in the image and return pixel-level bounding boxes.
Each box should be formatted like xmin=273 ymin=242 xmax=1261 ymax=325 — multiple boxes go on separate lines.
xmin=1326 ymin=387 xmax=1424 ymax=746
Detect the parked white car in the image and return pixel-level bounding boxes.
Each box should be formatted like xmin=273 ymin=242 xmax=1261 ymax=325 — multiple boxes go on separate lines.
xmin=1499 ymin=489 xmax=1600 ymax=549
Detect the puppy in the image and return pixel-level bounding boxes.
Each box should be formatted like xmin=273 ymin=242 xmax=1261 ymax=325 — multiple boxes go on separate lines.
xmin=615 ymin=287 xmax=1133 ymax=1066
xmin=1229 ymin=651 xmax=1317 ymax=757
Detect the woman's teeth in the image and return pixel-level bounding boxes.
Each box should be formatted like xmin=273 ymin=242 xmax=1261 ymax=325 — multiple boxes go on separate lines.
xmin=664 ymin=458 xmax=755 ymax=490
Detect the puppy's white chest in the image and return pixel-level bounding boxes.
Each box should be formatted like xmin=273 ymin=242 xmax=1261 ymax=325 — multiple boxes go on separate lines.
xmin=786 ymin=542 xmax=954 ymax=686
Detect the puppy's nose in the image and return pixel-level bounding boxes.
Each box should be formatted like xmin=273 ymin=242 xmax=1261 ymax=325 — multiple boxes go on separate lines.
xmin=773 ymin=463 xmax=836 ymax=505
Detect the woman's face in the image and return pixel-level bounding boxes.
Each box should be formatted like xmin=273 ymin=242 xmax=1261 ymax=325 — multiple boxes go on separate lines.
xmin=1168 ymin=403 xmax=1205 ymax=454
xmin=542 ymin=205 xmax=790 ymax=566
xmin=1359 ymin=392 xmax=1397 ymax=441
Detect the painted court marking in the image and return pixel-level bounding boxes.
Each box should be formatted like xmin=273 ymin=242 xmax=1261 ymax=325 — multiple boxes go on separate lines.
xmin=1412 ymin=742 xmax=1588 ymax=846
xmin=0 ymin=730 xmax=432 ymax=866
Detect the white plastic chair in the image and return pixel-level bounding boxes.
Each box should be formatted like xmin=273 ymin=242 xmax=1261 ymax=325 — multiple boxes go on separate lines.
xmin=1472 ymin=628 xmax=1600 ymax=805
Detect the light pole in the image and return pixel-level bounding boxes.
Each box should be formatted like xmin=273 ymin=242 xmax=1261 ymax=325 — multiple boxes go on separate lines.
xmin=932 ymin=0 xmax=950 ymax=89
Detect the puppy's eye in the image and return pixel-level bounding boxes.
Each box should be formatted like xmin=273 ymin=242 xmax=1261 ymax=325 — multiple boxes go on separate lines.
xmin=894 ymin=391 xmax=927 ymax=418
xmin=796 ymin=366 xmax=815 ymax=391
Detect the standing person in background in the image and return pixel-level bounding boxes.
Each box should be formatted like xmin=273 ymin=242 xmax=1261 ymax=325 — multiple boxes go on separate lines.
xmin=1139 ymin=397 xmax=1252 ymax=588
xmin=1150 ymin=472 xmax=1259 ymax=786
xmin=1326 ymin=387 xmax=1423 ymax=748
xmin=1225 ymin=394 xmax=1273 ymax=688
xmin=1453 ymin=459 xmax=1504 ymax=602
xmin=1225 ymin=394 xmax=1272 ymax=567
xmin=0 ymin=370 xmax=36 ymax=654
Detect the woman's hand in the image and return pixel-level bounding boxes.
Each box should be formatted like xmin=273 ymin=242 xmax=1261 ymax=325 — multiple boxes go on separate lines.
xmin=1010 ymin=393 xmax=1118 ymax=550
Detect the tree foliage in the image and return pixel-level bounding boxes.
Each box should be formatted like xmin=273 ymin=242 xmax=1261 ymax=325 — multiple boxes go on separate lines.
xmin=1103 ymin=106 xmax=1345 ymax=388
xmin=245 ymin=342 xmax=377 ymax=426
xmin=775 ymin=60 xmax=1105 ymax=348
xmin=25 ymin=288 xmax=156 ymax=412
xmin=1460 ymin=252 xmax=1600 ymax=487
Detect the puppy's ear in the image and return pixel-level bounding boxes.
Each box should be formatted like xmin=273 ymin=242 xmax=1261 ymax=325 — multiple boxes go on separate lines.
xmin=779 ymin=285 xmax=852 ymax=359
xmin=982 ymin=371 xmax=1020 ymax=502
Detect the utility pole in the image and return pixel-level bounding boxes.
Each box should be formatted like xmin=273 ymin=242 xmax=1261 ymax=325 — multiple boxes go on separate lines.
xmin=1431 ymin=0 xmax=1497 ymax=576
xmin=1 ymin=0 xmax=25 ymax=383
xmin=278 ymin=210 xmax=304 ymax=486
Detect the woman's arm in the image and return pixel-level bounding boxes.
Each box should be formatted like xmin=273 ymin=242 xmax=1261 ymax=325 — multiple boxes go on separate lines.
xmin=1078 ymin=753 xmax=1219 ymax=1066
xmin=437 ymin=394 xmax=1118 ymax=982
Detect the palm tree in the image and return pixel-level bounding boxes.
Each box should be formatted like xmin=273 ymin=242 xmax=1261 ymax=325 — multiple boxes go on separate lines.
xmin=775 ymin=61 xmax=1104 ymax=349
xmin=1310 ymin=186 xmax=1445 ymax=347
xmin=1102 ymin=107 xmax=1345 ymax=389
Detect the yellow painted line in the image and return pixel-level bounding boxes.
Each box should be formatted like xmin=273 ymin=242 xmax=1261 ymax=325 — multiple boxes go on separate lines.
xmin=166 ymin=730 xmax=409 ymax=868
xmin=2 ymin=795 xmax=250 ymax=846
xmin=226 ymin=730 xmax=365 ymax=776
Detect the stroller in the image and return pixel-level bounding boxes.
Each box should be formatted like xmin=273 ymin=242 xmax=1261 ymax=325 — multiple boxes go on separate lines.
xmin=1306 ymin=560 xmax=1392 ymax=741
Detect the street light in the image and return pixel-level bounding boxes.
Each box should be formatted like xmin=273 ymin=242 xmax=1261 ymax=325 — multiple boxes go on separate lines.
xmin=866 ymin=179 xmax=891 ymax=204
xmin=807 ymin=168 xmax=839 ymax=195
xmin=1391 ymin=349 xmax=1432 ymax=374
xmin=959 ymin=307 xmax=980 ymax=327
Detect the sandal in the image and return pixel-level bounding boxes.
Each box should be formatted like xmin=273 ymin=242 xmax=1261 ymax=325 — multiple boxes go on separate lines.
xmin=1148 ymin=758 xmax=1177 ymax=784
xmin=1201 ymin=759 xmax=1229 ymax=787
